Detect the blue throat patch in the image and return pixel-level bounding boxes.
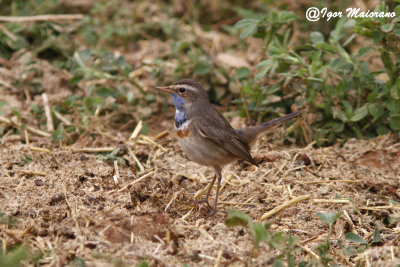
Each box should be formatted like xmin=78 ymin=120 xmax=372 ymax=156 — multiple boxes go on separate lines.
xmin=170 ymin=93 xmax=187 ymax=128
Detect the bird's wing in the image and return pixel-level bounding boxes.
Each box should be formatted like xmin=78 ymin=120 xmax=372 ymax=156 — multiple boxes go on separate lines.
xmin=190 ymin=110 xmax=258 ymax=166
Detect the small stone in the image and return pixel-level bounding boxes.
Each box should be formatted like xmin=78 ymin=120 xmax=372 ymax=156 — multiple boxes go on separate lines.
xmin=50 ymin=193 xmax=65 ymax=205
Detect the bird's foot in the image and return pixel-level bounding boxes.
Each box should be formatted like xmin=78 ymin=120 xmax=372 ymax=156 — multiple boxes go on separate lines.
xmin=193 ymin=197 xmax=212 ymax=208
xmin=207 ymin=207 xmax=217 ymax=217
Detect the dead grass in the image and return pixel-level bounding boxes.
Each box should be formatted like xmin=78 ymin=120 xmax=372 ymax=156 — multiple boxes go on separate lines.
xmin=1 ymin=129 xmax=399 ymax=266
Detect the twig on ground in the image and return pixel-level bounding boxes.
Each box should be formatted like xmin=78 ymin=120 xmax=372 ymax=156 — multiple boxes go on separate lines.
xmin=53 ymin=110 xmax=71 ymax=125
xmin=127 ymin=146 xmax=145 ymax=172
xmin=154 ymin=130 xmax=170 ymax=140
xmin=30 ymin=146 xmax=52 ymax=154
xmin=21 ymin=170 xmax=46 ymax=176
xmin=70 ymin=147 xmax=114 ymax=153
xmin=118 ymin=171 xmax=155 ymax=192
xmin=24 ymin=129 xmax=29 ymax=145
xmin=181 ymin=209 xmax=193 ymax=222
xmin=42 ymin=93 xmax=54 ymax=132
xmin=129 ymin=120 xmax=143 ymax=140
xmin=165 ymin=189 xmax=184 ymax=211
xmin=312 ymin=199 xmax=350 ymax=204
xmin=303 ymin=179 xmax=360 ymax=184
xmin=139 ymin=135 xmax=167 ymax=152
xmin=260 ymin=194 xmax=310 ymax=220
xmin=218 ymin=201 xmax=259 ymax=206
xmin=0 ymin=14 xmax=84 ymax=22
xmin=297 ymin=244 xmax=320 ymax=260
xmin=357 ymin=204 xmax=400 ymax=211
xmin=194 ymin=183 xmax=211 ymax=201
xmin=214 ymin=249 xmax=223 ymax=267
xmin=0 ymin=116 xmax=51 ymax=137
xmin=113 ymin=160 xmax=120 ymax=184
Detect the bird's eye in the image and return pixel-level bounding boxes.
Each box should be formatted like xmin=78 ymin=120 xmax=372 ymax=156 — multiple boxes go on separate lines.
xmin=178 ymin=88 xmax=185 ymax=94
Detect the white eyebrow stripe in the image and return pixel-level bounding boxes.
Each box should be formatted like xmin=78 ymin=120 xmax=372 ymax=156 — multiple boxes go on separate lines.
xmin=171 ymin=84 xmax=195 ymax=91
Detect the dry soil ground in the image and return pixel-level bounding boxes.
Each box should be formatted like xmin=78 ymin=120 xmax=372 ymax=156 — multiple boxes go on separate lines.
xmin=1 ymin=126 xmax=400 ymax=266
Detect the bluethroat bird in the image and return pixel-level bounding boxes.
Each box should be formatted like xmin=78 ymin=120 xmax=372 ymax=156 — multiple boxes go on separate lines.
xmin=155 ymin=79 xmax=301 ymax=215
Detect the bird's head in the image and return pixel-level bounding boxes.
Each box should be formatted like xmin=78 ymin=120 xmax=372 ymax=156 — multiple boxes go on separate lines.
xmin=155 ymin=79 xmax=208 ymax=110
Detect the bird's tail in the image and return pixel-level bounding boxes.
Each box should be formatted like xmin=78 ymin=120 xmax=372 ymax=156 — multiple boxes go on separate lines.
xmin=237 ymin=111 xmax=302 ymax=145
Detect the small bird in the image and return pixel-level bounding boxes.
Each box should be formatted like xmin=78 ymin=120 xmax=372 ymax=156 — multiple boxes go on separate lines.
xmin=155 ymin=79 xmax=301 ymax=215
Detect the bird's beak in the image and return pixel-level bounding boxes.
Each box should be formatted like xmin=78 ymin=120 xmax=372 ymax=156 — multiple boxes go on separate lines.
xmin=154 ymin=86 xmax=175 ymax=94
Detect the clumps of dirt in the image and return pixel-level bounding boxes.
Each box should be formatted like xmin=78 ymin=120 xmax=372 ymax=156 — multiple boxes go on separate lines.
xmin=0 ymin=133 xmax=399 ymax=266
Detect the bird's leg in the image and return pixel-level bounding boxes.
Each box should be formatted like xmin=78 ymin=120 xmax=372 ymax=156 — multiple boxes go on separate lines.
xmin=195 ymin=174 xmax=216 ymax=208
xmin=210 ymin=166 xmax=222 ymax=216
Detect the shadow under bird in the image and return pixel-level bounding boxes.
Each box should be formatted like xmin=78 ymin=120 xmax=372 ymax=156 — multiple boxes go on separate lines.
xmin=155 ymin=79 xmax=301 ymax=215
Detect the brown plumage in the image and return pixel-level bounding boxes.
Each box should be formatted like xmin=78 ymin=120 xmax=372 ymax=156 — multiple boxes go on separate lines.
xmin=155 ymin=79 xmax=301 ymax=215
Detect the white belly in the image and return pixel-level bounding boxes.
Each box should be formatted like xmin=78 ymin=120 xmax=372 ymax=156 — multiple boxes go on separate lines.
xmin=178 ymin=131 xmax=235 ymax=167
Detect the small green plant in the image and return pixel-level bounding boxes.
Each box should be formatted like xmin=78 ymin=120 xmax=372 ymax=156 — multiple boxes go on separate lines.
xmin=315 ymin=211 xmax=384 ymax=262
xmin=342 ymin=228 xmax=383 ymax=257
xmin=315 ymin=211 xmax=343 ymax=264
xmin=0 ymin=211 xmax=18 ymax=227
xmin=0 ymin=245 xmax=28 ymax=267
xmin=136 ymin=261 xmax=149 ymax=267
xmin=234 ymin=2 xmax=400 ymax=145
xmin=71 ymin=257 xmax=86 ymax=267
xmin=225 ymin=209 xmax=300 ymax=266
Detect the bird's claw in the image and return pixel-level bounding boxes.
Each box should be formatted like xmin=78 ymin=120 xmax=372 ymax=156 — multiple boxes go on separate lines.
xmin=193 ymin=197 xmax=212 ymax=208
xmin=207 ymin=207 xmax=217 ymax=217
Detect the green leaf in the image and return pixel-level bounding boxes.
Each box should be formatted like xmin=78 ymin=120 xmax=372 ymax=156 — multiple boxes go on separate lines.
xmin=52 ymin=125 xmax=65 ymax=142
xmin=351 ymin=105 xmax=368 ymax=122
xmin=373 ymin=30 xmax=383 ymax=44
xmin=236 ymin=67 xmax=250 ymax=80
xmin=368 ymin=103 xmax=384 ymax=118
xmin=255 ymin=60 xmax=271 ymax=69
xmin=23 ymin=156 xmax=32 ymax=165
xmin=136 ymin=261 xmax=149 ymax=267
xmin=0 ymin=245 xmax=28 ymax=267
xmin=381 ymin=23 xmax=394 ymax=32
xmin=225 ymin=209 xmax=252 ymax=227
xmin=345 ymin=232 xmax=367 ymax=244
xmin=255 ymin=67 xmax=270 ymax=80
xmin=194 ymin=62 xmax=211 ymax=75
xmin=69 ymin=74 xmax=84 ymax=85
xmin=234 ymin=18 xmax=260 ymax=28
xmin=277 ymin=11 xmax=297 ymax=23
xmin=273 ymin=259 xmax=284 ymax=267
xmin=269 ymin=232 xmax=286 ymax=250
xmin=234 ymin=18 xmax=261 ymax=39
xmin=331 ymin=122 xmax=344 ymax=133
xmin=377 ymin=124 xmax=389 ymax=135
xmin=239 ymin=24 xmax=258 ymax=39
xmin=389 ymin=118 xmax=400 ymax=130
xmin=84 ymin=97 xmax=103 ymax=109
xmin=316 ymin=211 xmax=343 ymax=226
xmin=310 ymin=32 xmax=324 ymax=44
xmin=250 ymin=223 xmax=269 ymax=247
xmin=358 ymin=46 xmax=373 ymax=57
xmin=372 ymin=228 xmax=382 ymax=243
xmin=288 ymin=235 xmax=298 ymax=249
xmin=71 ymin=257 xmax=86 ymax=267
xmin=31 ymin=104 xmax=42 ymax=114
xmin=384 ymin=99 xmax=400 ymax=113
xmin=337 ymin=110 xmax=348 ymax=122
